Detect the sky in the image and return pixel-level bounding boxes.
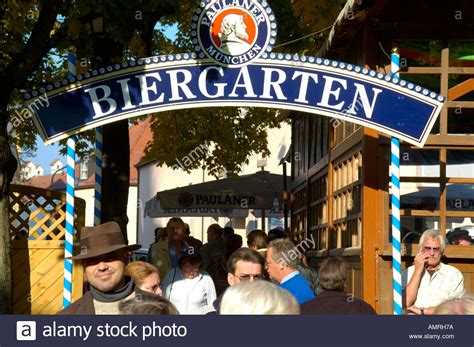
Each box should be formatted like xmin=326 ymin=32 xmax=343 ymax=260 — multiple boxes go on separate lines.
xmin=23 ymin=23 xmax=179 ymax=175
xmin=24 ymin=136 xmax=64 ymax=175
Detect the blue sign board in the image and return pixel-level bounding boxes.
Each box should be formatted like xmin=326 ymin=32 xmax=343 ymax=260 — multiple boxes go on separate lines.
xmin=25 ymin=54 xmax=444 ymax=147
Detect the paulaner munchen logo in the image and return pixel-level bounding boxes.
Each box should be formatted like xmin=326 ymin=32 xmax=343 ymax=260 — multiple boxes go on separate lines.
xmin=192 ymin=0 xmax=277 ymax=67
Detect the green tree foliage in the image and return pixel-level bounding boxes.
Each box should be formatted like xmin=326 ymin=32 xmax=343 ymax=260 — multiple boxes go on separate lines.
xmin=2 ymin=1 xmax=65 ymax=156
xmin=6 ymin=0 xmax=345 ymax=176
xmin=291 ymin=0 xmax=346 ymax=50
xmin=0 ymin=0 xmax=69 ymax=314
xmin=143 ymin=0 xmax=345 ymax=177
xmin=143 ymin=107 xmax=282 ymax=177
xmin=4 ymin=0 xmax=178 ymax=159
xmin=0 ymin=0 xmax=345 ymax=312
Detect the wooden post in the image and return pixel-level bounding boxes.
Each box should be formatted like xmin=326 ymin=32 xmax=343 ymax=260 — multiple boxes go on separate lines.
xmin=283 ymin=162 xmax=289 ymax=232
xmin=361 ymin=127 xmax=380 ymax=311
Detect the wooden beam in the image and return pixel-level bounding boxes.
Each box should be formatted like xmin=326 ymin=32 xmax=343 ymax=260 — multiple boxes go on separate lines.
xmin=404 ymin=67 xmax=441 ymax=74
xmin=447 ymin=101 xmax=474 ymax=108
xmin=440 ymin=47 xmax=449 ymax=135
xmin=361 ymin=127 xmax=379 ymax=311
xmin=448 ymin=78 xmax=474 ymax=101
xmin=425 ymin=135 xmax=474 ymax=146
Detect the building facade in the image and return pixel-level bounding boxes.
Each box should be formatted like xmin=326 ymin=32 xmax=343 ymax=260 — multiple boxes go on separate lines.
xmin=290 ymin=0 xmax=474 ymax=313
xmin=20 ymin=161 xmax=44 ymax=180
xmin=23 ymin=120 xmax=152 ymax=245
xmin=49 ymin=159 xmax=63 ymax=175
xmin=137 ymin=123 xmax=291 ymax=248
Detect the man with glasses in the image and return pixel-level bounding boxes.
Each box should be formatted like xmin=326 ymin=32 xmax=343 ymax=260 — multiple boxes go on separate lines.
xmin=403 ymin=229 xmax=465 ymax=315
xmin=162 ymin=251 xmax=216 ymax=314
xmin=212 ymin=247 xmax=266 ymax=312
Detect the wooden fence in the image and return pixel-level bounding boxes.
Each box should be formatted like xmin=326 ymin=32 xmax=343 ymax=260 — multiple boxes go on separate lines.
xmin=10 ymin=184 xmax=85 ymax=314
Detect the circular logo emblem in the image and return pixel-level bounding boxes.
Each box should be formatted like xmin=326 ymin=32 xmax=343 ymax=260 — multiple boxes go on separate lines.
xmin=178 ymin=193 xmax=194 ymax=208
xmin=192 ymin=0 xmax=277 ymax=67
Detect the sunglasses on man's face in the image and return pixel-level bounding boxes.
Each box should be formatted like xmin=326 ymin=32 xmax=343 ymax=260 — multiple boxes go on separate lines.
xmin=421 ymin=246 xmax=441 ymax=254
xmin=235 ymin=273 xmax=262 ymax=281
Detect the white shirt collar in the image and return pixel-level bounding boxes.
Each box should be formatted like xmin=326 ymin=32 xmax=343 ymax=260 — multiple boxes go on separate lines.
xmin=280 ymin=270 xmax=299 ymax=284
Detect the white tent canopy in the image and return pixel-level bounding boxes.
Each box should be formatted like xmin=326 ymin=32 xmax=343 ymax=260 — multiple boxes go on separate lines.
xmin=144 ymin=197 xmax=249 ymax=218
xmin=144 ymin=171 xmax=288 ymax=219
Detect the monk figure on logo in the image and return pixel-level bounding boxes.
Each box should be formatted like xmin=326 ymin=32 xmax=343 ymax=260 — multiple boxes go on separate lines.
xmin=218 ymin=14 xmax=252 ymax=55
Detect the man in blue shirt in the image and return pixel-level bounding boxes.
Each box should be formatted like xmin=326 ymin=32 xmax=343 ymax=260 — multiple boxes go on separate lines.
xmin=266 ymin=239 xmax=316 ymax=305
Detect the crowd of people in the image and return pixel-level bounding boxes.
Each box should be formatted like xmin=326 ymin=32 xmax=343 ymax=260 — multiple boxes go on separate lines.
xmin=59 ymin=219 xmax=473 ymax=315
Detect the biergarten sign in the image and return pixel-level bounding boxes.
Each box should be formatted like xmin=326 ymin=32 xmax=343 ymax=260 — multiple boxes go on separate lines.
xmin=25 ymin=0 xmax=445 ymax=147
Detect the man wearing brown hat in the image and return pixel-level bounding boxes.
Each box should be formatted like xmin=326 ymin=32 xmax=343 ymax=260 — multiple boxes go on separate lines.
xmin=59 ymin=221 xmax=151 ymax=314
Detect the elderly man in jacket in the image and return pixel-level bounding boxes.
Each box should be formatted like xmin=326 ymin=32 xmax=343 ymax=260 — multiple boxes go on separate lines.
xmin=265 ymin=239 xmax=315 ymax=305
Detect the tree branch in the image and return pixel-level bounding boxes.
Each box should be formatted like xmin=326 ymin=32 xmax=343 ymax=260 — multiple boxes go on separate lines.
xmin=0 ymin=0 xmax=6 ymax=22
xmin=0 ymin=0 xmax=60 ymax=97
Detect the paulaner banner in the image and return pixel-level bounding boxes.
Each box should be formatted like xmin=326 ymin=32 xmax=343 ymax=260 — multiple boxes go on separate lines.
xmin=144 ymin=197 xmax=249 ymax=218
xmin=24 ymin=0 xmax=445 ymax=147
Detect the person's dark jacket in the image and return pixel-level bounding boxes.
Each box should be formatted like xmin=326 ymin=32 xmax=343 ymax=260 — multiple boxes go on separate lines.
xmin=186 ymin=236 xmax=203 ymax=253
xmin=213 ymin=292 xmax=224 ymax=312
xmin=59 ymin=291 xmax=97 ymax=314
xmin=200 ymin=238 xmax=225 ymax=270
xmin=58 ymin=285 xmax=158 ymax=314
xmin=300 ymin=291 xmax=376 ymax=315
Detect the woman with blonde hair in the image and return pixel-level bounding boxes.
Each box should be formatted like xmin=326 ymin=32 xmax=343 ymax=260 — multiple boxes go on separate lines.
xmin=125 ymin=261 xmax=163 ymax=295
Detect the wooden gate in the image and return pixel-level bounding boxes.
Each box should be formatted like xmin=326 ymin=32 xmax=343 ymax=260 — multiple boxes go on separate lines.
xmin=10 ymin=184 xmax=85 ymax=314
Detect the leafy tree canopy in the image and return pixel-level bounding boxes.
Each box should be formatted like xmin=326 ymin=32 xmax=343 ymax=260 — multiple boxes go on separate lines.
xmin=3 ymin=0 xmax=344 ymax=176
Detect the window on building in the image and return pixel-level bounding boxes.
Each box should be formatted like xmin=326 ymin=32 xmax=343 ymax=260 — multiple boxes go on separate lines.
xmin=308 ymin=173 xmax=329 ymax=249
xmin=293 ymin=118 xmax=306 ymax=179
xmin=332 ymin=151 xmax=362 ymax=248
xmin=387 ymin=147 xmax=474 ymax=246
xmin=385 ymin=40 xmax=474 ymax=248
xmin=79 ymin=161 xmax=88 ymax=180
xmin=310 ymin=116 xmax=330 ymax=167
xmin=291 ymin=186 xmax=307 ymax=242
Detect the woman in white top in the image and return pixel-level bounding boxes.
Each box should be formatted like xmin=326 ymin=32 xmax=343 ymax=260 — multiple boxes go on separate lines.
xmin=163 ymin=250 xmax=216 ymax=314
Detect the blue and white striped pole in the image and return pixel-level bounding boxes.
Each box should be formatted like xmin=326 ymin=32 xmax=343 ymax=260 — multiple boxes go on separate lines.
xmin=63 ymin=136 xmax=76 ymax=308
xmin=391 ymin=47 xmax=402 ymax=315
xmin=94 ymin=127 xmax=103 ymax=226
xmin=63 ymin=52 xmax=77 ymax=308
xmin=67 ymin=52 xmax=76 ymax=79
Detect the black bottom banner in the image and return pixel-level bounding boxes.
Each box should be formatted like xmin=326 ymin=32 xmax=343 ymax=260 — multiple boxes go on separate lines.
xmin=2 ymin=315 xmax=473 ymax=347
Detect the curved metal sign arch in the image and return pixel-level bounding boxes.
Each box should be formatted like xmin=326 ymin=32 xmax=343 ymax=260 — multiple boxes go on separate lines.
xmin=24 ymin=0 xmax=444 ymax=147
